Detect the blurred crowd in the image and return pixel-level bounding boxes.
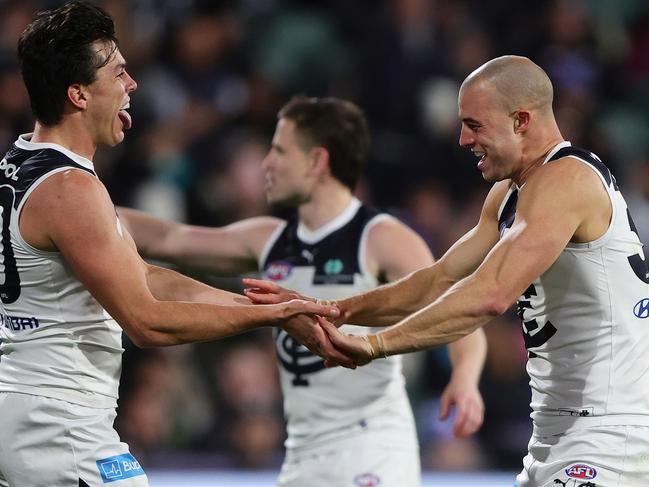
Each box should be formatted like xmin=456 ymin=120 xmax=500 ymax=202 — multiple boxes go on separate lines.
xmin=1 ymin=0 xmax=648 ymax=473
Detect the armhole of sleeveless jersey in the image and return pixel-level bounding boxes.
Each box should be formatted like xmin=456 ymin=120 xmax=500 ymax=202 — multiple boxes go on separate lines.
xmin=12 ymin=166 xmax=91 ymax=257
xmin=258 ymin=220 xmax=288 ymax=272
xmin=565 ymin=155 xmax=617 ymax=250
xmin=497 ymin=186 xmax=516 ymax=221
xmin=358 ymin=213 xmax=393 ymax=287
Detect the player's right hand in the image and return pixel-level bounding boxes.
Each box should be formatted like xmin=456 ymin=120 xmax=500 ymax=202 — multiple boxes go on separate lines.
xmin=243 ymin=278 xmax=308 ymax=304
xmin=244 ymin=278 xmax=348 ymax=326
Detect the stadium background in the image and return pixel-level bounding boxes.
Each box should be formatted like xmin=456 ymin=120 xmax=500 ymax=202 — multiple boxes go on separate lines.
xmin=1 ymin=0 xmax=648 ymax=484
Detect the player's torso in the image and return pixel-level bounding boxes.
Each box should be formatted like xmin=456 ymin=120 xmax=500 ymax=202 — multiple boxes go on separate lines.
xmin=260 ymin=199 xmax=415 ymax=449
xmin=499 ymin=142 xmax=649 ymax=435
xmin=0 ymin=135 xmax=123 ymax=408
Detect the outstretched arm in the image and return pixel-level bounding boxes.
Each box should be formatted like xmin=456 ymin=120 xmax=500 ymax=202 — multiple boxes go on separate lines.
xmin=20 ymin=171 xmax=350 ymax=364
xmin=336 ymin=182 xmax=507 ymax=326
xmin=323 ymin=157 xmax=609 ymax=365
xmin=117 ymin=207 xmax=281 ymax=275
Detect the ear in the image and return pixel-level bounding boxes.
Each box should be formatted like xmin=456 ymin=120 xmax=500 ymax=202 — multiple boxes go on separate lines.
xmin=67 ymin=84 xmax=88 ymax=110
xmin=513 ymin=109 xmax=531 ymax=134
xmin=310 ymin=147 xmax=331 ymax=179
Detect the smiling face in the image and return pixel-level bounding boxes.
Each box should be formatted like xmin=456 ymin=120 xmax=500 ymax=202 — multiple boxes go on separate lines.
xmin=83 ymin=41 xmax=137 ymax=147
xmin=261 ymin=118 xmax=318 ymax=207
xmin=458 ymin=81 xmax=524 ymax=183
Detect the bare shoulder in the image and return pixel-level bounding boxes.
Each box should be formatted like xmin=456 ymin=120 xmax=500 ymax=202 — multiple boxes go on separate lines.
xmin=32 ymin=168 xmax=106 ymax=206
xmin=365 ymin=214 xmax=433 ymax=281
xmin=21 ymin=168 xmax=111 ymax=250
xmin=483 ymin=179 xmax=515 ymax=218
xmin=523 ymin=156 xmax=609 ymax=204
xmin=365 ymin=213 xmax=424 ymax=244
xmin=519 ymin=156 xmax=611 ymax=243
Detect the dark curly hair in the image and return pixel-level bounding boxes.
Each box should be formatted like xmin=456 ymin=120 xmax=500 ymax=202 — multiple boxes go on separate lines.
xmin=278 ymin=96 xmax=370 ymax=191
xmin=18 ymin=1 xmax=118 ymax=126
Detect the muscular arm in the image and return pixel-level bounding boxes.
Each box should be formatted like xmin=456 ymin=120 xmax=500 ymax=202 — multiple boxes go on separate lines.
xmin=374 ymin=158 xmax=609 ymax=355
xmin=144 ymin=263 xmax=248 ymax=305
xmin=321 ymin=158 xmax=610 ymax=369
xmin=19 ymin=171 xmax=341 ymax=354
xmin=117 ymin=207 xmax=281 ymax=275
xmin=338 ymin=181 xmax=508 ymax=326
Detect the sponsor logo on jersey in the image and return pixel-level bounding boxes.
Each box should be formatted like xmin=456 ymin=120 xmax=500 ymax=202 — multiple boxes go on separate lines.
xmin=565 ymin=464 xmax=597 ymax=480
xmin=96 ymin=453 xmax=145 ymax=483
xmin=0 ymin=158 xmax=19 ymax=181
xmin=324 ymin=258 xmax=344 ymax=275
xmin=0 ymin=313 xmax=39 ymax=331
xmin=633 ymin=298 xmax=649 ymax=318
xmin=265 ymin=261 xmax=292 ymax=281
xmin=354 ymin=473 xmax=381 ymax=486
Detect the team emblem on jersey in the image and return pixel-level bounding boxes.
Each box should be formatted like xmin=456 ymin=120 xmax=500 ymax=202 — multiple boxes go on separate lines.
xmin=275 ymin=329 xmax=326 ymax=386
xmin=354 ymin=473 xmax=381 ymax=486
xmin=265 ymin=261 xmax=293 ymax=281
xmin=565 ymin=464 xmax=597 ymax=480
xmin=633 ymin=298 xmax=649 ymax=318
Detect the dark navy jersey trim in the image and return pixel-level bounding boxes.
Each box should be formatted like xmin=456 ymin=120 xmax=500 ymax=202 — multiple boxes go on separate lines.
xmin=263 ymin=203 xmax=382 ymax=386
xmin=498 ymin=188 xmax=518 ymax=237
xmin=498 ymin=145 xmax=615 ymax=239
xmin=548 ymin=146 xmax=615 ymax=189
xmin=263 ymin=204 xmax=381 ymax=280
xmin=3 ymin=145 xmax=96 ymax=209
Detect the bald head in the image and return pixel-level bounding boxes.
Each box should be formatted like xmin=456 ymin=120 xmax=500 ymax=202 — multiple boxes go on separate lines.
xmin=460 ymin=56 xmax=554 ymax=115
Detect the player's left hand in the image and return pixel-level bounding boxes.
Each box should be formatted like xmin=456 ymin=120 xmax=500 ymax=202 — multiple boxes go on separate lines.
xmin=438 ymin=376 xmax=484 ymax=437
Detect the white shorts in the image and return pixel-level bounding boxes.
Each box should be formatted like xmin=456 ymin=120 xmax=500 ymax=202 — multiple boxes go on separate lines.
xmin=515 ymin=426 xmax=649 ymax=487
xmin=0 ymin=392 xmax=148 ymax=487
xmin=277 ymin=430 xmax=420 ymax=487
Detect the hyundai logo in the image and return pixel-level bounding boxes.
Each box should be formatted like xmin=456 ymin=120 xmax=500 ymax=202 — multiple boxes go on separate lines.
xmin=633 ymin=298 xmax=649 ymax=318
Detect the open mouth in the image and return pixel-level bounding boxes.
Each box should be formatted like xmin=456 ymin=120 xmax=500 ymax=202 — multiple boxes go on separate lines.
xmin=472 ymin=149 xmax=486 ymax=169
xmin=118 ymin=102 xmax=132 ymax=130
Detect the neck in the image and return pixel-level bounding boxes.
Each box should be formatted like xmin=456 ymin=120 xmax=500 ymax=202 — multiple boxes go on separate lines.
xmin=513 ymin=119 xmax=564 ymax=186
xmin=31 ymin=119 xmax=96 ymax=161
xmin=298 ymin=181 xmax=354 ymax=231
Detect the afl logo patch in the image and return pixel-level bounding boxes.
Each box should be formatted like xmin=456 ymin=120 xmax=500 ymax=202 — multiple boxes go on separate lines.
xmin=354 ymin=473 xmax=381 ymax=486
xmin=565 ymin=463 xmax=597 ymax=480
xmin=265 ymin=261 xmax=292 ymax=281
xmin=633 ymin=298 xmax=649 ymax=318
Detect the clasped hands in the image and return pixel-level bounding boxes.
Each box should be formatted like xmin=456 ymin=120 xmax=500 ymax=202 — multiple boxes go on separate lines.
xmin=245 ymin=278 xmax=485 ymax=437
xmin=243 ymin=278 xmax=375 ymax=369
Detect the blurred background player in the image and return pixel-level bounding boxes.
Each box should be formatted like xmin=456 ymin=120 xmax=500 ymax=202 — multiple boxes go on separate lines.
xmin=120 ymin=95 xmax=487 ymax=486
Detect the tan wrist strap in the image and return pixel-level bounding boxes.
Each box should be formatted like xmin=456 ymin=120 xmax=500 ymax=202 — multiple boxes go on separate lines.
xmin=363 ymin=335 xmax=377 ymax=360
xmin=367 ymin=334 xmax=388 ymax=359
